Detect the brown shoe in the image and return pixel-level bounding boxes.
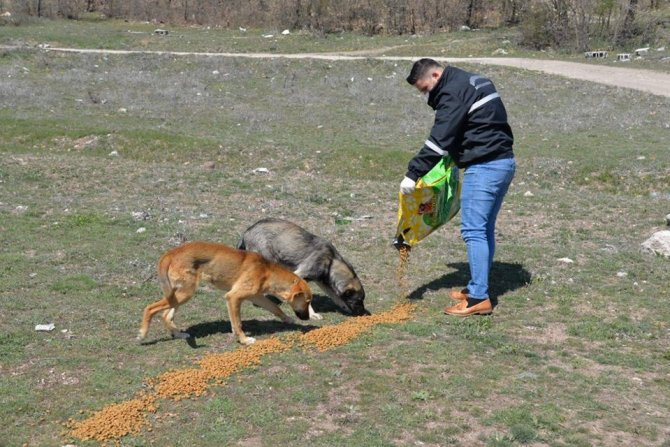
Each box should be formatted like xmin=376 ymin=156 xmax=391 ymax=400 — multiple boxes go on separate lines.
xmin=444 ymin=298 xmax=492 ymax=316
xmin=449 ymin=288 xmax=469 ymax=301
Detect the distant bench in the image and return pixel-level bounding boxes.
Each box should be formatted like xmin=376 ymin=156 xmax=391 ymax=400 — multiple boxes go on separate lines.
xmin=584 ymin=50 xmax=608 ymax=58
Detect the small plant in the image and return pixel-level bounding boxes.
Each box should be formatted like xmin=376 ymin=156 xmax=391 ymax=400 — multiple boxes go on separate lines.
xmin=411 ymin=390 xmax=431 ymax=401
xmin=510 ymin=423 xmax=538 ymax=444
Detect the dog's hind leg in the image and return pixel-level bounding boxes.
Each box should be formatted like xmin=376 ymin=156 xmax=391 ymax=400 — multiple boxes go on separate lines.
xmin=250 ymin=295 xmax=294 ymax=324
xmin=161 ymin=280 xmax=197 ymax=339
xmin=138 ymin=295 xmax=172 ymax=340
xmin=161 ymin=307 xmax=190 ymax=339
xmin=138 ymin=279 xmax=196 ymax=341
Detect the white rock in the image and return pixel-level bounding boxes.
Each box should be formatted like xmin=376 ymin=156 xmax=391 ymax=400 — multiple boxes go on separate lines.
xmin=35 ymin=323 xmax=55 ymax=332
xmin=253 ymin=167 xmax=270 ymax=174
xmin=616 ymin=271 xmax=627 ymax=277
xmin=109 ymin=150 xmax=119 ymax=157
xmin=557 ymin=257 xmax=574 ymax=264
xmin=282 ymin=29 xmax=290 ymax=35
xmin=665 ymin=213 xmax=670 ymax=226
xmin=131 ymin=211 xmax=149 ymax=221
xmin=524 ymin=191 xmax=534 ymax=197
xmin=641 ymin=230 xmax=670 ymax=258
xmin=136 ymin=227 xmax=146 ymax=233
xmin=239 ymin=27 xmax=247 ymax=32
xmin=262 ymin=34 xmax=273 ymax=38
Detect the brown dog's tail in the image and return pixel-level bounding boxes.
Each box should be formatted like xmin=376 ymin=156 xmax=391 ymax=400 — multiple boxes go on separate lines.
xmin=157 ymin=251 xmax=175 ymax=297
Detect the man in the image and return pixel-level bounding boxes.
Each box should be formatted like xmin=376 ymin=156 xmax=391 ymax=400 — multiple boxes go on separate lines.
xmin=401 ymin=58 xmax=516 ymax=317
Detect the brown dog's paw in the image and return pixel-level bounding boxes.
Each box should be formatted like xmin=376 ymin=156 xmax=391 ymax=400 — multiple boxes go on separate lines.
xmin=239 ymin=336 xmax=256 ymax=345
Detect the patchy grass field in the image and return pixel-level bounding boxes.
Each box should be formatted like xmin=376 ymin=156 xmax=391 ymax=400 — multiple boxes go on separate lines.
xmin=1 ymin=19 xmax=669 ymax=447
xmin=3 ymin=15 xmax=670 ymax=71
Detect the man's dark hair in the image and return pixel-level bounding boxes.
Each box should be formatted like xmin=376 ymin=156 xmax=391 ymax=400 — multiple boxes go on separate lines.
xmin=406 ymin=58 xmax=443 ymax=85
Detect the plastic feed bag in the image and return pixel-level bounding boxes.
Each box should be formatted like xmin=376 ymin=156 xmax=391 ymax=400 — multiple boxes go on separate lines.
xmin=394 ymin=158 xmax=461 ymax=248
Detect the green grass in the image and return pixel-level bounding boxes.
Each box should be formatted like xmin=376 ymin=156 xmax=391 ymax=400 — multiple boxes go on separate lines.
xmin=0 ymin=18 xmax=669 ymax=447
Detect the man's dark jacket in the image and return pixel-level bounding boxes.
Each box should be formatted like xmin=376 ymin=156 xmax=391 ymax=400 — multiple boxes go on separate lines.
xmin=405 ymin=66 xmax=514 ymax=181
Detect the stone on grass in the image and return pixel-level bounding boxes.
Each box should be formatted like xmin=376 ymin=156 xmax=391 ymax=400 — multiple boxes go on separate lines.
xmin=641 ymin=230 xmax=670 ymax=258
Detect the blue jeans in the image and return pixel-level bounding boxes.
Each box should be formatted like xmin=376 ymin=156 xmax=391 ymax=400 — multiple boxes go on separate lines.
xmin=460 ymin=157 xmax=516 ymax=300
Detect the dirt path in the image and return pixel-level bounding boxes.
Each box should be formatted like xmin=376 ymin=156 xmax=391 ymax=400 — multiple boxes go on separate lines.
xmin=9 ymin=45 xmax=670 ymax=97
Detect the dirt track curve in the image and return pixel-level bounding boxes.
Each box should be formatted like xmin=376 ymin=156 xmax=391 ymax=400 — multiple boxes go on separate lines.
xmin=8 ymin=45 xmax=670 ymax=97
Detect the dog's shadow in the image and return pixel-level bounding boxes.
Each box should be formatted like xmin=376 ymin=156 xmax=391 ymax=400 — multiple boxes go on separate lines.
xmin=408 ymin=261 xmax=531 ymax=306
xmin=140 ymin=294 xmax=343 ymax=348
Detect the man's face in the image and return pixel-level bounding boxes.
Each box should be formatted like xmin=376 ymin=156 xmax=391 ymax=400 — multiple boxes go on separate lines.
xmin=414 ymin=68 xmax=443 ymax=95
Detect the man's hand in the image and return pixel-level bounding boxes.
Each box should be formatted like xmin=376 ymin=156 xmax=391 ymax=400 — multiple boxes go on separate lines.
xmin=400 ymin=176 xmax=416 ymax=195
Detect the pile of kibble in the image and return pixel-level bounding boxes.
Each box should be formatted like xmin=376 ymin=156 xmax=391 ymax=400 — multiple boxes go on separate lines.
xmin=65 ymin=393 xmax=157 ymax=442
xmin=299 ymin=301 xmax=415 ymax=351
xmin=66 ymin=302 xmax=414 ymax=443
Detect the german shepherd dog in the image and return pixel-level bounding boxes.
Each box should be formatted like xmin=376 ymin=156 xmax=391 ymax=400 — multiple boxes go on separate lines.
xmin=238 ymin=218 xmax=369 ymax=319
xmin=138 ymin=241 xmax=312 ymax=345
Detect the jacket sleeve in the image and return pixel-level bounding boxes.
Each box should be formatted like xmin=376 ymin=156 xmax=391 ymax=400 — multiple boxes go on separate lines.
xmin=405 ymin=93 xmax=469 ymax=180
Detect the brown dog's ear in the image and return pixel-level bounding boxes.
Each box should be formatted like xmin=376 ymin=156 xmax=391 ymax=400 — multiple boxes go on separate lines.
xmin=285 ymin=290 xmax=301 ymax=304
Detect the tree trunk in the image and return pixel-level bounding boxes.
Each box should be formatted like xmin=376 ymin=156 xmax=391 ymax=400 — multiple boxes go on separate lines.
xmin=466 ymin=0 xmax=474 ymax=27
xmin=620 ymin=0 xmax=638 ymax=41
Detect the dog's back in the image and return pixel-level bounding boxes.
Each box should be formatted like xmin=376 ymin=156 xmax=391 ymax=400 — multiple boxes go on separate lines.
xmin=238 ymin=218 xmax=336 ymax=281
xmin=238 ymin=218 xmax=368 ymax=316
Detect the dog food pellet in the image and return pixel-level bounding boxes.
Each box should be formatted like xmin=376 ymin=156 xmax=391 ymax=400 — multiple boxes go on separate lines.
xmin=66 ymin=303 xmax=414 ymax=442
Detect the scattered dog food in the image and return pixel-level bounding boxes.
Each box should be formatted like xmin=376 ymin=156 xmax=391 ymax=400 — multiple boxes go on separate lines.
xmin=299 ymin=302 xmax=414 ymax=352
xmin=66 ymin=303 xmax=414 ymax=443
xmin=66 ymin=393 xmax=157 ymax=442
xmin=151 ymin=337 xmax=293 ymax=401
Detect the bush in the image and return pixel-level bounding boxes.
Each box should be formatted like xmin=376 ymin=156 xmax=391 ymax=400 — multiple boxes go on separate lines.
xmin=519 ymin=2 xmax=554 ymax=50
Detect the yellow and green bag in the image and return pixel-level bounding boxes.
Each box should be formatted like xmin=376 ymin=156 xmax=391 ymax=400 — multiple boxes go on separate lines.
xmin=394 ymin=157 xmax=461 ymax=249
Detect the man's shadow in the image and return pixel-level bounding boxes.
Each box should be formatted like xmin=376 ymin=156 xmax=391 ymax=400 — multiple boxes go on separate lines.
xmin=408 ymin=261 xmax=531 ymax=306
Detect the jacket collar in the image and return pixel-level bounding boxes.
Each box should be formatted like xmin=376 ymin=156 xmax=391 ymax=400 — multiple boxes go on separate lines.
xmin=427 ymin=67 xmax=449 ymax=110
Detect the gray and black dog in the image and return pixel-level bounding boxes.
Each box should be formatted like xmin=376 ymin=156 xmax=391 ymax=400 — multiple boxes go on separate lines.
xmin=238 ymin=218 xmax=369 ymax=319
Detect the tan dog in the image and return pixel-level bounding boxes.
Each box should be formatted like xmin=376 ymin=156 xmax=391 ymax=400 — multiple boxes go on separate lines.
xmin=138 ymin=241 xmax=312 ymax=345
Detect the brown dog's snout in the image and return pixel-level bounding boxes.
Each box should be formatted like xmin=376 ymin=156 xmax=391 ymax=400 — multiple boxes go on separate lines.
xmin=294 ymin=308 xmax=310 ymax=320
